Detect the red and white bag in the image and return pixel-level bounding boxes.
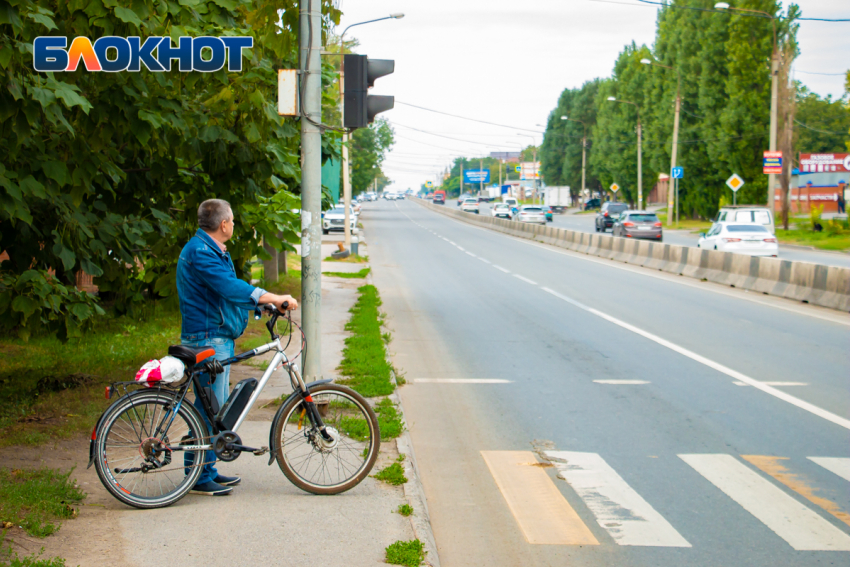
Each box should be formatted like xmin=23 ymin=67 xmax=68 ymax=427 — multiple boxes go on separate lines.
xmin=135 ymin=356 xmax=186 ymax=387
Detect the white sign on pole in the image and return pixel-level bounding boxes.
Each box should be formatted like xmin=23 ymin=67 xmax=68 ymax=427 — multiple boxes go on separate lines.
xmin=725 ymin=173 xmax=745 ymax=192
xmin=277 ymin=69 xmax=298 ymax=116
xmin=610 ymin=183 xmax=620 ymax=193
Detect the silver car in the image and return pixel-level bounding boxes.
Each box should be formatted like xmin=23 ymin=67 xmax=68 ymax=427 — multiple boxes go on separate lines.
xmin=516 ymin=205 xmax=546 ymax=225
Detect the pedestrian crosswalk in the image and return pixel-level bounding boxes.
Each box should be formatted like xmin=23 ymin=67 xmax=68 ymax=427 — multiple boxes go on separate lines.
xmin=482 ymin=450 xmax=850 ymax=551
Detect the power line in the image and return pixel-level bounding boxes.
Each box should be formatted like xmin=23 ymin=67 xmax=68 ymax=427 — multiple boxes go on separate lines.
xmin=395 ymin=101 xmax=541 ymax=133
xmin=795 ymin=70 xmax=847 ymax=76
xmin=794 ymin=119 xmax=849 ymax=136
xmin=391 ymin=122 xmax=519 ymax=149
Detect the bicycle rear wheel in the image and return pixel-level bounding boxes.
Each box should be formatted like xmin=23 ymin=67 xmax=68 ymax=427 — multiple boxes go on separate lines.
xmin=273 ymin=384 xmax=380 ymax=495
xmin=93 ymin=390 xmax=207 ymax=509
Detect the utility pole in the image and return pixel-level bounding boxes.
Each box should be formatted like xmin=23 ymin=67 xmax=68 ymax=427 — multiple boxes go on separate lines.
xmin=768 ymin=54 xmax=778 ymax=217
xmin=479 ymin=158 xmax=483 ymax=198
xmin=636 ymin=115 xmax=643 ymax=209
xmin=460 ymin=160 xmax=464 ymax=197
xmin=640 ymin=59 xmax=680 ymax=225
xmin=300 ymin=0 xmax=322 ymax=380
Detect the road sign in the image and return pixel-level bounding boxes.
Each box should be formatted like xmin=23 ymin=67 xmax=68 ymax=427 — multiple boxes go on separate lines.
xmin=671 ymin=167 xmax=684 ymax=179
xmin=610 ymin=183 xmax=620 ymax=193
xmin=763 ymin=151 xmax=782 ymax=174
xmin=425 ymin=181 xmax=433 ymax=188
xmin=463 ymin=169 xmax=491 ymax=184
xmin=515 ymin=165 xmax=521 ymax=173
xmin=725 ymin=173 xmax=745 ymax=192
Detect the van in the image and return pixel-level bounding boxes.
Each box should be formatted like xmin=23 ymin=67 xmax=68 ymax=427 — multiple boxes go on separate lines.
xmin=433 ymin=190 xmax=446 ymax=205
xmin=714 ymin=206 xmax=774 ymax=234
xmin=502 ymin=197 xmax=518 ymax=208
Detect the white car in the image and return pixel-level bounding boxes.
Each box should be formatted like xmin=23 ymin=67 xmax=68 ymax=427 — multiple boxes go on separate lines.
xmin=322 ymin=205 xmax=358 ymax=235
xmin=697 ymin=222 xmax=777 ymax=256
xmin=492 ymin=203 xmax=512 ymax=219
xmin=460 ymin=198 xmax=480 ymax=214
xmin=516 ymin=205 xmax=546 ymax=225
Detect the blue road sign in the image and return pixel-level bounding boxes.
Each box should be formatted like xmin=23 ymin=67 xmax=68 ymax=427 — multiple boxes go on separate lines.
xmin=671 ymin=167 xmax=684 ymax=179
xmin=463 ymin=169 xmax=491 ymax=184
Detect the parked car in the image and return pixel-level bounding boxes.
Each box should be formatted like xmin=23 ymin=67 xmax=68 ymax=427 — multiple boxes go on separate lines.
xmin=433 ymin=190 xmax=446 ymax=205
xmin=492 ymin=203 xmax=512 ymax=219
xmin=612 ymin=211 xmax=663 ymax=241
xmin=697 ymin=223 xmax=778 ymax=256
xmin=595 ymin=202 xmax=629 ymax=232
xmin=322 ymin=205 xmax=357 ymax=235
xmin=460 ymin=198 xmax=480 ymax=214
xmin=714 ymin=206 xmax=775 ymax=234
xmin=543 ymin=205 xmax=553 ymax=222
xmin=516 ymin=205 xmax=546 ymax=225
xmin=584 ymin=198 xmax=601 ymax=211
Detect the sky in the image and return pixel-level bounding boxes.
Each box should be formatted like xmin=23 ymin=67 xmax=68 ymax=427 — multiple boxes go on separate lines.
xmin=335 ymin=0 xmax=850 ymax=192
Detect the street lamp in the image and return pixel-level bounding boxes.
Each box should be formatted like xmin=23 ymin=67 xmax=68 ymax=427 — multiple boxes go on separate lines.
xmin=338 ymin=13 xmax=404 ymax=250
xmin=606 ymin=96 xmax=643 ymax=208
xmin=561 ymin=115 xmax=588 ymax=201
xmin=517 ymin=133 xmax=539 ymax=204
xmin=641 ymin=57 xmax=681 ymax=226
xmin=714 ymin=1 xmax=778 ymax=216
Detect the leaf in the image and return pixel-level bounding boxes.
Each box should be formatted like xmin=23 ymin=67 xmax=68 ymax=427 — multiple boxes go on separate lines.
xmin=244 ymin=121 xmax=261 ymax=143
xmin=42 ymin=161 xmax=71 ymax=187
xmin=113 ymin=6 xmax=142 ymax=27
xmin=150 ymin=207 xmax=170 ymax=221
xmin=27 ymin=12 xmax=58 ymax=30
xmin=53 ymin=85 xmax=92 ymax=114
xmin=69 ymin=302 xmax=93 ymax=321
xmin=53 ymin=242 xmax=76 ymax=271
xmin=138 ymin=109 xmax=165 ymax=129
xmin=11 ymin=295 xmax=38 ymax=318
xmin=80 ymin=257 xmax=103 ymax=277
xmin=210 ymin=0 xmax=237 ymax=9
xmin=18 ymin=176 xmax=47 ymax=199
xmin=0 ymin=47 xmax=13 ymax=69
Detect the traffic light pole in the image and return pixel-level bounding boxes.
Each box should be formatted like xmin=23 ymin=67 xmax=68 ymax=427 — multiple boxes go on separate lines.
xmin=300 ymin=0 xmax=322 ymax=380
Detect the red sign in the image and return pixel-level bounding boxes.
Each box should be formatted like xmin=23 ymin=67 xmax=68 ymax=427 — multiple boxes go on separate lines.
xmin=763 ymin=151 xmax=782 ymax=174
xmin=799 ymin=153 xmax=850 ymax=173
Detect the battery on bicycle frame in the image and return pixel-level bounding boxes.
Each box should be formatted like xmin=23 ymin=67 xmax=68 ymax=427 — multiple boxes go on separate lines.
xmin=215 ymin=378 xmax=258 ymax=430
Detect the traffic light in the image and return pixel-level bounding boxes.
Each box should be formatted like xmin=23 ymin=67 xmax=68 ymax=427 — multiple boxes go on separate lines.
xmin=344 ymin=54 xmax=394 ymax=129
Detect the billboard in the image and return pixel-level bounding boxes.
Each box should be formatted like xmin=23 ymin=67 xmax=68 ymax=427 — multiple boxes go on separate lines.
xmin=463 ymin=169 xmax=491 ymax=184
xmin=799 ymin=153 xmax=850 ymax=173
xmin=520 ymin=161 xmax=540 ymax=181
xmin=489 ymin=151 xmax=521 ymax=162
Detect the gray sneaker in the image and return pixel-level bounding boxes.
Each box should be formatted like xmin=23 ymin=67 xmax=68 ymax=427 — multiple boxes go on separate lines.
xmin=190 ymin=480 xmax=233 ymax=496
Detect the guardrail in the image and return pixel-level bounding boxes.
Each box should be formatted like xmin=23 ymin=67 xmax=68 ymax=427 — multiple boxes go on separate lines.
xmin=415 ymin=199 xmax=850 ymax=312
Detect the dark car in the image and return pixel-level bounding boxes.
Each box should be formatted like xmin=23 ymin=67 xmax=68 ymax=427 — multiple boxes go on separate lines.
xmin=612 ymin=211 xmax=663 ymax=241
xmin=595 ymin=202 xmax=629 ymax=232
xmin=583 ymin=198 xmax=601 ymax=211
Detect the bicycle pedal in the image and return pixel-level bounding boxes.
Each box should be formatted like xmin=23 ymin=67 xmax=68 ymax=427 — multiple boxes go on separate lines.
xmin=253 ymin=446 xmax=269 ymax=456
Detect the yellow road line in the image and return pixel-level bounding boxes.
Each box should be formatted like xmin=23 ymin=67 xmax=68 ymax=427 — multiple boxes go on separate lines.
xmin=742 ymin=455 xmax=850 ymax=528
xmin=481 ymin=450 xmax=599 ymax=545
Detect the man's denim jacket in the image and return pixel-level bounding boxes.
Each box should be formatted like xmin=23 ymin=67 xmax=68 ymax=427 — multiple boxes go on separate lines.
xmin=177 ymin=229 xmax=266 ymax=341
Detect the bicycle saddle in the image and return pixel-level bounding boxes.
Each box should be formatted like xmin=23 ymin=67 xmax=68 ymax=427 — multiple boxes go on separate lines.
xmin=168 ymin=345 xmax=216 ymax=367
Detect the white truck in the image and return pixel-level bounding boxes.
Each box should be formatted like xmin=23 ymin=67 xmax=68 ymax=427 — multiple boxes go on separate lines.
xmin=544 ymin=186 xmax=571 ymax=213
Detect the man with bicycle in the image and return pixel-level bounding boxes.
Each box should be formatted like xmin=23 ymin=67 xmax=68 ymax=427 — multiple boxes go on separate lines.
xmin=177 ymin=198 xmax=297 ymax=496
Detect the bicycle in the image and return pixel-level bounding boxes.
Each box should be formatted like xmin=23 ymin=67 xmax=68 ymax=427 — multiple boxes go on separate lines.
xmin=88 ymin=303 xmax=380 ymax=509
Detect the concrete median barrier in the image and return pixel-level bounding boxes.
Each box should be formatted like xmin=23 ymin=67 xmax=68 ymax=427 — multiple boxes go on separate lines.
xmin=414 ymin=198 xmax=850 ymax=312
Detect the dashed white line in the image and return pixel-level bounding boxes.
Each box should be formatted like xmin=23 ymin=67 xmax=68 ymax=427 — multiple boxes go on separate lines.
xmin=732 ymin=381 xmax=808 ymax=387
xmin=513 ymin=274 xmax=538 ymax=285
xmin=594 ymin=380 xmax=650 ymax=385
xmin=478 ymin=258 xmax=492 ymax=264
xmin=540 ymin=286 xmax=850 ymax=431
xmin=457 ymin=246 xmax=466 ymax=251
xmin=466 ymin=251 xmax=477 ymax=258
xmin=493 ymin=265 xmax=511 ymax=273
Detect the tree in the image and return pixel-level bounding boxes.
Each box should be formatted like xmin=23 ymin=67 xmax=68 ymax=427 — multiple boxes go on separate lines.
xmin=793 ymin=88 xmax=850 ymax=154
xmin=350 ymin=118 xmax=394 ymax=194
xmin=0 ymin=0 xmax=341 ymax=340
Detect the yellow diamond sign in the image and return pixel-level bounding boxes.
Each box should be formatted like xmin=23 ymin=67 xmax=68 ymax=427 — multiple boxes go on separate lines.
xmin=725 ymin=173 xmax=745 ymax=192
xmin=610 ymin=183 xmax=620 ymax=193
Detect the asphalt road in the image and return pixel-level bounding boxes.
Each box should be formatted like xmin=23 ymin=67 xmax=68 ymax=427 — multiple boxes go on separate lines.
xmin=365 ymin=198 xmax=850 ymax=567
xmin=472 ymin=201 xmax=850 ymax=268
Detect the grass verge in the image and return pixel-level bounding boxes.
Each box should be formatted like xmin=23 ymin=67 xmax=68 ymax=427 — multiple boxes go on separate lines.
xmin=323 ymin=267 xmax=371 ymax=279
xmin=775 ymin=228 xmax=850 ymax=251
xmin=0 ymin=540 xmax=66 ymax=567
xmin=385 ymin=539 xmax=424 ymax=567
xmin=0 ymin=303 xmax=181 ymax=448
xmin=0 ymin=468 xmax=84 ymax=537
xmin=337 ymin=285 xmax=395 ymax=397
xmin=655 ymin=211 xmax=713 ymax=232
xmin=323 ymin=254 xmax=369 ymax=263
xmin=375 ymin=398 xmax=404 ymax=440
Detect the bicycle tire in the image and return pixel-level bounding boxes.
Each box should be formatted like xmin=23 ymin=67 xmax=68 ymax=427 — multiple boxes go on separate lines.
xmin=93 ymin=390 xmax=207 ymax=509
xmin=273 ymin=384 xmax=380 ymax=495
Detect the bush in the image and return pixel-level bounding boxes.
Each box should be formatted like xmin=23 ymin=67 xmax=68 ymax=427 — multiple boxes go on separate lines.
xmin=385 ymin=539 xmax=424 ymax=567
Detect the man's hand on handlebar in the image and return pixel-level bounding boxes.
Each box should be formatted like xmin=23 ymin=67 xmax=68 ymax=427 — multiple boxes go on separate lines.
xmin=258 ymin=292 xmax=298 ymax=312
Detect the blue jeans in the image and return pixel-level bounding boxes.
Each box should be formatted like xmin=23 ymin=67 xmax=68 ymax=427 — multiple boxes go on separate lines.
xmin=182 ymin=337 xmax=234 ymax=485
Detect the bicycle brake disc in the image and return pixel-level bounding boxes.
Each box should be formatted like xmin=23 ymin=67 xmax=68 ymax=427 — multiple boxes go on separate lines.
xmin=212 ymin=431 xmax=242 ymax=462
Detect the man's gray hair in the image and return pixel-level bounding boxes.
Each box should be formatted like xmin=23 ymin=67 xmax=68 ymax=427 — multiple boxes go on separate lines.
xmin=198 ymin=199 xmax=232 ymax=231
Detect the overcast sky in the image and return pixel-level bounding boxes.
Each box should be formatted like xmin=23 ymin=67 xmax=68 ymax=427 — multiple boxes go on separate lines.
xmin=335 ymin=0 xmax=850 ymax=192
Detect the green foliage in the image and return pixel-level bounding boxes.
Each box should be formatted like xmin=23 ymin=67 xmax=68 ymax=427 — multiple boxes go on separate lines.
xmin=385 ymin=539 xmax=424 ymax=567
xmin=322 ymin=267 xmax=370 ymax=278
xmin=0 ymin=467 xmax=85 ymax=538
xmin=397 ymin=503 xmax=413 ymax=517
xmin=337 ymin=285 xmax=395 ymax=397
xmin=794 ymin=87 xmax=850 ymax=154
xmin=350 ymin=118 xmax=395 ymax=194
xmin=0 ymin=0 xmax=340 ymax=338
xmin=374 ymin=461 xmax=407 ymax=486
xmin=0 ymin=539 xmax=66 ymax=567
xmin=374 ymin=397 xmax=403 ymax=440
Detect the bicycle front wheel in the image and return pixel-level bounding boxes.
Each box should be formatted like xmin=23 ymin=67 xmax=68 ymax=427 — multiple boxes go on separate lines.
xmin=273 ymin=384 xmax=380 ymax=495
xmin=93 ymin=390 xmax=207 ymax=509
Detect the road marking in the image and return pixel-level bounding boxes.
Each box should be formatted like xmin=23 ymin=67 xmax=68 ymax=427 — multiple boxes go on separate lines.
xmin=742 ymin=455 xmax=850 ymax=529
xmin=414 ymin=379 xmax=512 ymax=384
xmin=541 ymin=286 xmax=850 ymax=431
xmin=481 ymin=451 xmax=599 ymax=545
xmin=457 ymin=246 xmax=465 ymax=251
xmin=733 ymin=381 xmax=808 ymax=387
xmin=593 ymin=380 xmax=651 ymax=385
xmin=546 ymin=451 xmax=691 ymax=547
xmin=447 ymin=240 xmax=456 ymax=245
xmin=466 ymin=251 xmax=477 ymax=258
xmin=493 ymin=265 xmax=511 ymax=273
xmin=809 ymin=457 xmax=850 ymax=483
xmin=680 ymin=454 xmax=850 ymax=551
xmin=478 ymin=257 xmax=492 ymax=264
xmin=513 ymin=274 xmax=538 ymax=285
